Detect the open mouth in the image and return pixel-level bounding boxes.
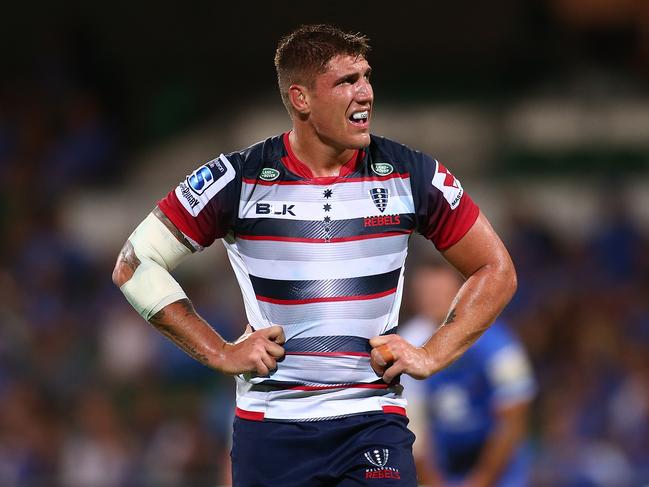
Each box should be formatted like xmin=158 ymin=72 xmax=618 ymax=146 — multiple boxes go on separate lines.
xmin=348 ymin=110 xmax=369 ymax=126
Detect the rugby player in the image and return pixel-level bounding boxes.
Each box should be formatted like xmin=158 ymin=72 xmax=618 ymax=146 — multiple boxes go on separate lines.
xmin=112 ymin=24 xmax=517 ymax=486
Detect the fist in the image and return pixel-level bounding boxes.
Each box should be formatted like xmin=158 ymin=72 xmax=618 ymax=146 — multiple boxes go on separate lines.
xmin=221 ymin=325 xmax=286 ymax=376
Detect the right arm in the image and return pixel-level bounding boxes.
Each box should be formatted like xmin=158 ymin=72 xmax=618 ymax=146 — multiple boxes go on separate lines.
xmin=112 ymin=207 xmax=285 ymax=376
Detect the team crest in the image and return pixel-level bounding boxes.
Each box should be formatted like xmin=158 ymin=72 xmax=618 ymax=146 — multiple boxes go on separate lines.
xmin=364 ymin=448 xmax=389 ymax=468
xmin=369 ymin=187 xmax=389 ymax=213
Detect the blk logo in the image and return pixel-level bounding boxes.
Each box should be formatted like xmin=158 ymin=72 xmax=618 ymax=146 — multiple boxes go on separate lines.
xmin=256 ymin=202 xmax=296 ymax=216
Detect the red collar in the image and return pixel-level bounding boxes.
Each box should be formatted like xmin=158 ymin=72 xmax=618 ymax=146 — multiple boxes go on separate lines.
xmin=281 ymin=132 xmax=363 ymax=183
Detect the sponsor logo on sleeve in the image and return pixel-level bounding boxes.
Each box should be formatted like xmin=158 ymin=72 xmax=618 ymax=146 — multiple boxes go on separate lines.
xmin=371 ymin=162 xmax=394 ymax=176
xmin=187 ymin=158 xmax=227 ymax=195
xmin=431 ymin=160 xmax=463 ymax=210
xmin=175 ymin=155 xmax=235 ymax=216
xmin=259 ymin=168 xmax=280 ymax=181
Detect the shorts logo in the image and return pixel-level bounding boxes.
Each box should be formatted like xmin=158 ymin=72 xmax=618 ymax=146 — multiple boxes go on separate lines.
xmin=260 ymin=168 xmax=280 ymax=181
xmin=363 ymin=448 xmax=401 ymax=480
xmin=364 ymin=449 xmax=389 ymax=468
xmin=369 ymin=187 xmax=389 ymax=213
xmin=371 ymin=162 xmax=393 ymax=176
xmin=431 ymin=160 xmax=463 ymax=210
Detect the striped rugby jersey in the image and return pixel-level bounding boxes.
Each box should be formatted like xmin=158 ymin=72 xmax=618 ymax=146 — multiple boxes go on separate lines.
xmin=158 ymin=132 xmax=479 ymax=422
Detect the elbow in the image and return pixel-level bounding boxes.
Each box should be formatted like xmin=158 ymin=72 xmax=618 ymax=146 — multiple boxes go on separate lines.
xmin=502 ymin=259 xmax=518 ymax=304
xmin=112 ymin=261 xmax=129 ymax=288
xmin=112 ymin=240 xmax=140 ymax=288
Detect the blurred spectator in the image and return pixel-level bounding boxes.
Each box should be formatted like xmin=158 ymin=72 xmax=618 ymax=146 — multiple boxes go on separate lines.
xmin=400 ymin=261 xmax=536 ymax=487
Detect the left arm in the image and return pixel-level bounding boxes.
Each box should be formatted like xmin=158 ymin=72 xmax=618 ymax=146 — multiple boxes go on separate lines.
xmin=370 ymin=211 xmax=517 ymax=382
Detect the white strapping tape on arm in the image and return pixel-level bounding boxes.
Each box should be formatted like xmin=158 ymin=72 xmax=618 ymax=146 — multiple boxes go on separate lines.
xmin=120 ymin=213 xmax=194 ymax=320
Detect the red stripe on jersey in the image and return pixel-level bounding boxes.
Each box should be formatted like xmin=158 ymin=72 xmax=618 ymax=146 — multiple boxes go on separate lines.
xmin=255 ymin=288 xmax=397 ymax=305
xmin=236 ymin=230 xmax=412 ymax=244
xmin=284 ymin=351 xmax=371 ymax=358
xmin=382 ymin=406 xmax=407 ymax=416
xmin=235 ymin=407 xmax=265 ymax=421
xmin=288 ymin=383 xmax=389 ymax=391
xmin=241 ymin=172 xmax=410 ymax=186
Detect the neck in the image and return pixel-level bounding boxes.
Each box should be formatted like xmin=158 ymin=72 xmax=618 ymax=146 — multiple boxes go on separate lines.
xmin=289 ymin=127 xmax=356 ymax=178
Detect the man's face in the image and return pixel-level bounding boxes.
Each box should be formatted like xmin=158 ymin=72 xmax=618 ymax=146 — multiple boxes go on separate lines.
xmin=305 ymin=54 xmax=373 ymax=150
xmin=412 ymin=267 xmax=462 ymax=324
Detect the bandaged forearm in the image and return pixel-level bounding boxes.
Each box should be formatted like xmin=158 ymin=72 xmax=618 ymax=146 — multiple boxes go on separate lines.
xmin=120 ymin=213 xmax=193 ymax=320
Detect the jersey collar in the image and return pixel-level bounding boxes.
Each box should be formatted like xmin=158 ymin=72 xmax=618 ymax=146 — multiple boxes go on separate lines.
xmin=281 ymin=132 xmax=363 ymax=183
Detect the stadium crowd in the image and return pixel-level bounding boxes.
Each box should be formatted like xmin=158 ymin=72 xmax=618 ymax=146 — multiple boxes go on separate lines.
xmin=1 ymin=78 xmax=648 ymax=486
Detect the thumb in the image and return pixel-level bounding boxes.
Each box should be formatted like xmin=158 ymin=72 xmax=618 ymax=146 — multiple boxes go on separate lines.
xmin=263 ymin=325 xmax=286 ymax=345
xmin=369 ymin=335 xmax=391 ymax=348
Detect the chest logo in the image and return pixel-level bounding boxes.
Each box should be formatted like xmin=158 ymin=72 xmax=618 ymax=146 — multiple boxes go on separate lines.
xmin=260 ymin=168 xmax=280 ymax=181
xmin=371 ymin=162 xmax=393 ymax=176
xmin=369 ymin=187 xmax=389 ymax=213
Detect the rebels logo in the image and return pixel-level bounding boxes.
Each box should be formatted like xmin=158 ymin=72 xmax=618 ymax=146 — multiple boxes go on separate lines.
xmin=431 ymin=160 xmax=464 ymax=210
xmin=363 ymin=215 xmax=400 ymax=227
xmin=363 ymin=449 xmax=400 ymax=480
xmin=256 ymin=202 xmax=296 ymax=216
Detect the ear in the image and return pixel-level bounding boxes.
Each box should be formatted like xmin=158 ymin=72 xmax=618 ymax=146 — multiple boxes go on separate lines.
xmin=288 ymin=84 xmax=309 ymax=115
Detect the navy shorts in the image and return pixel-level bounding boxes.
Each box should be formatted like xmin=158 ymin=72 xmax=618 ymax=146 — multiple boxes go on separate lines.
xmin=231 ymin=413 xmax=417 ymax=486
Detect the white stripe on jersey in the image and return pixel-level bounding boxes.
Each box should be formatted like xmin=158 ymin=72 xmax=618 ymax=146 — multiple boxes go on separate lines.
xmin=240 ymin=248 xmax=407 ymax=280
xmin=222 ymin=237 xmax=272 ymax=329
xmin=280 ymin=317 xmax=393 ymax=340
xmin=236 ymin=382 xmax=406 ymax=421
xmin=240 ymin=177 xmax=413 ymax=203
xmin=238 ymin=194 xmax=415 ymax=221
xmin=257 ymin=294 xmax=395 ymax=327
xmin=236 ymin=233 xmax=409 ymax=261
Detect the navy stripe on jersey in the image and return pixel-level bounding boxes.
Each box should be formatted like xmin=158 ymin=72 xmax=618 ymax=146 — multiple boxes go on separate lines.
xmin=250 ymin=268 xmax=401 ymax=304
xmin=236 ymin=214 xmax=415 ymax=242
xmin=249 ymin=378 xmax=390 ymax=392
xmin=283 ymin=327 xmax=398 ymax=356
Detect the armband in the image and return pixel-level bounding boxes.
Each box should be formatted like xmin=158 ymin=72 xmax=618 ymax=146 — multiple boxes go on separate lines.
xmin=120 ymin=213 xmax=193 ymax=320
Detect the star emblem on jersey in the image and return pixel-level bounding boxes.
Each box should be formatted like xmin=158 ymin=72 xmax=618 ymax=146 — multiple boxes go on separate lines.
xmin=323 ymin=189 xmax=333 ymax=198
xmin=369 ymin=187 xmax=389 ymax=213
xmin=323 ymin=203 xmax=332 ymax=212
xmin=323 ymin=216 xmax=331 ymax=223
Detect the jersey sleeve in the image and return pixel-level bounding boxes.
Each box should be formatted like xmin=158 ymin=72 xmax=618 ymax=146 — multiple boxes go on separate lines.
xmin=157 ymin=153 xmax=240 ymax=248
xmin=411 ymin=153 xmax=479 ymax=250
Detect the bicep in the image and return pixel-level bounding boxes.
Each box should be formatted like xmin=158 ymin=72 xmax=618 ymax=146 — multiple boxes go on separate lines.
xmin=441 ymin=211 xmax=514 ymax=280
xmin=153 ymin=206 xmax=198 ymax=253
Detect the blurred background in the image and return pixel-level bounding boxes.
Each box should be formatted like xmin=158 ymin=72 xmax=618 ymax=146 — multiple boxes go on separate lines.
xmin=1 ymin=1 xmax=648 ymax=485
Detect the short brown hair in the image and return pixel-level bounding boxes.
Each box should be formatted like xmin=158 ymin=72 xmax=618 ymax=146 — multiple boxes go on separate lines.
xmin=274 ymin=24 xmax=371 ymax=113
